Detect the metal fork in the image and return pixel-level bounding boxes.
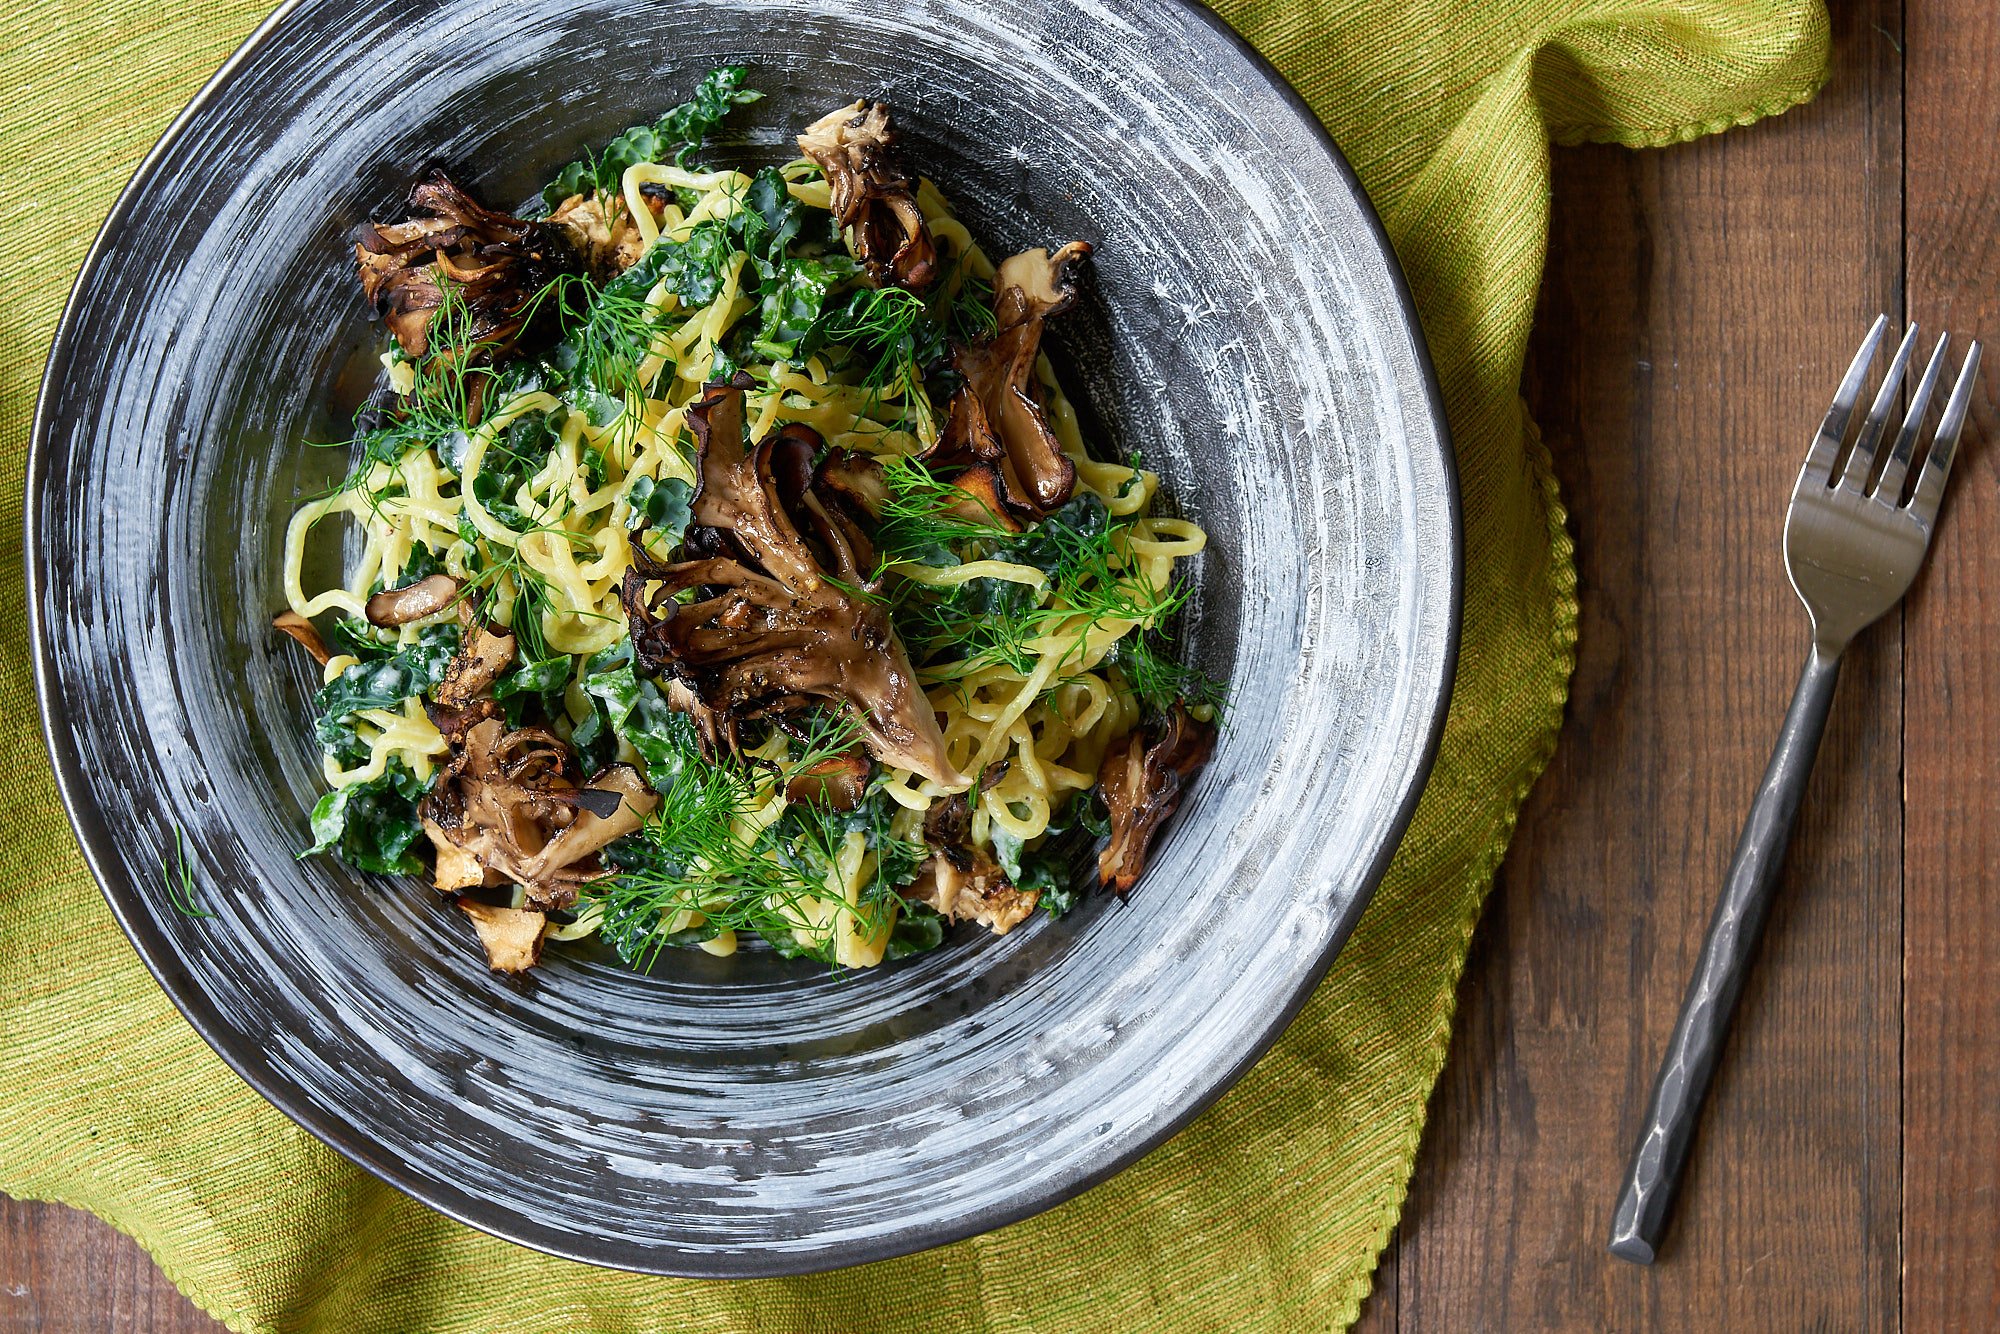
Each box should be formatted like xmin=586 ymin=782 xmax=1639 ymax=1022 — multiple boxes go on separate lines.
xmin=1607 ymin=316 xmax=1983 ymax=1265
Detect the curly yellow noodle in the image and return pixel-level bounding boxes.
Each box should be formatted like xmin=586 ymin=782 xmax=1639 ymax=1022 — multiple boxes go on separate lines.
xmin=894 ymin=559 xmax=1047 ymax=589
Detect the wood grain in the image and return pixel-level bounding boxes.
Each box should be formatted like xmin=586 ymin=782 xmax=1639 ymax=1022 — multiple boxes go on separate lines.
xmin=1902 ymin=0 xmax=2000 ymax=1325
xmin=0 ymin=1196 xmax=221 ymax=1333
xmin=15 ymin=1 xmax=2000 ymax=1331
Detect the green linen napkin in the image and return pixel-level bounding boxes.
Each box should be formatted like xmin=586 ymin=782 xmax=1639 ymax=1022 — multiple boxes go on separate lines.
xmin=0 ymin=1 xmax=1826 ymax=1329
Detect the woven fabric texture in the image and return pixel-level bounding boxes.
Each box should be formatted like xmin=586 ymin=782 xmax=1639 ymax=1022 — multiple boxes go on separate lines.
xmin=0 ymin=1 xmax=1827 ymax=1329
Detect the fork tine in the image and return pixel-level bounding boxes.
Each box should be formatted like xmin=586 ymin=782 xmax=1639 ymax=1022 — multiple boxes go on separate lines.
xmin=1873 ymin=332 xmax=1951 ymax=501
xmin=1803 ymin=314 xmax=1890 ymax=484
xmin=1908 ymin=340 xmax=1983 ymax=523
xmin=1840 ymin=323 xmax=1920 ymax=491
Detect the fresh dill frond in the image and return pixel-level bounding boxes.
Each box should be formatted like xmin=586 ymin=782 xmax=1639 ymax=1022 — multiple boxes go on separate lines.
xmin=1113 ymin=633 xmax=1229 ymax=717
xmin=308 ymin=274 xmax=571 ymax=514
xmin=588 ymin=712 xmax=918 ymax=968
xmin=890 ymin=494 xmax=1189 ymax=677
xmin=945 ymin=271 xmax=998 ymax=344
xmin=160 ymin=825 xmax=212 ymax=920
xmin=548 ymin=269 xmax=663 ymax=408
xmin=872 ymin=455 xmax=1016 ymax=567
xmin=816 ymin=285 xmax=937 ymax=395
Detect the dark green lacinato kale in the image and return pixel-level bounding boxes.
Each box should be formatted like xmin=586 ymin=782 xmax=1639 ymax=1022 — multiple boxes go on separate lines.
xmin=310 ymin=624 xmax=460 ymax=763
xmin=470 ymin=410 xmax=561 ymax=532
xmin=299 ymin=623 xmax=460 ymax=875
xmin=543 ymin=160 xmax=864 ymax=412
xmin=303 ymin=759 xmax=431 ymax=876
xmin=1017 ymin=855 xmax=1081 ymax=920
xmin=886 ymin=906 xmax=947 ymax=958
xmin=622 ymin=475 xmax=694 ymax=544
xmin=573 ymin=637 xmax=701 ymax=786
xmin=541 ymin=65 xmax=764 ymax=210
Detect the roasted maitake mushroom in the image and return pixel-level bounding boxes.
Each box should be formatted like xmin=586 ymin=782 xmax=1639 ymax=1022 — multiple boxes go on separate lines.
xmin=354 ymin=170 xmax=582 ymax=402
xmin=420 ymin=715 xmax=657 ymax=924
xmin=412 ymin=616 xmax=658 ymax=969
xmin=1096 ymin=703 xmax=1215 ymax=892
xmin=784 ymin=752 xmax=872 ymax=811
xmin=907 ymin=853 xmax=1039 ymax=935
xmin=546 ymin=183 xmax=671 ymax=281
xmin=458 ymin=901 xmax=547 ymax=973
xmin=797 ymin=101 xmax=938 ymax=291
xmin=433 ymin=621 xmax=517 ymax=710
xmin=905 ymin=771 xmax=1038 ymax=934
xmin=271 ymin=610 xmax=332 ymax=665
xmin=364 ymin=573 xmax=459 ymax=627
xmin=927 ymin=242 xmax=1091 ymax=521
xmin=622 ymin=377 xmax=964 ymax=788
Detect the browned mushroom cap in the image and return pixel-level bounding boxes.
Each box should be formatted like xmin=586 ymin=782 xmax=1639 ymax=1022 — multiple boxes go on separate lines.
xmin=425 ymin=696 xmax=502 ymax=744
xmin=518 ymin=763 xmax=657 ymax=894
xmin=797 ymin=101 xmax=938 ymax=291
xmin=272 ymin=610 xmax=331 ymax=665
xmin=546 ymin=187 xmax=666 ymax=281
xmin=457 ymin=900 xmax=546 ymax=972
xmin=364 ymin=573 xmax=459 ymax=627
xmin=927 ymin=242 xmax=1092 ymax=520
xmin=433 ymin=622 xmax=517 ymax=709
xmin=905 ymin=760 xmax=1028 ymax=932
xmin=421 ymin=719 xmax=659 ymax=915
xmin=784 ymin=752 xmax=871 ymax=811
xmin=919 ymin=760 xmax=1008 ymax=849
xmin=947 ymin=463 xmax=1025 ymax=533
xmin=921 ymin=789 xmax=971 ymax=850
xmin=1096 ymin=702 xmax=1216 ymax=893
xmin=684 ymin=376 xmax=826 ymax=591
xmin=626 ymin=378 xmax=964 ymax=788
xmin=354 ymin=170 xmax=582 ymax=391
xmin=815 ymin=448 xmax=892 ymax=521
xmin=906 ymin=852 xmax=1038 ymax=935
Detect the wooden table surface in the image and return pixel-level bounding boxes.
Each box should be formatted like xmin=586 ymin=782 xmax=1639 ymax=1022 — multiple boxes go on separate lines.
xmin=6 ymin=1 xmax=1997 ymax=1329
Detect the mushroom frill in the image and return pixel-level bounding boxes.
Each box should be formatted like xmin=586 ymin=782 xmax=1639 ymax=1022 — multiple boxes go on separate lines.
xmin=354 ymin=169 xmax=582 ymax=415
xmin=620 ymin=375 xmax=964 ymax=790
xmin=412 ymin=618 xmax=659 ymax=971
xmin=796 ymin=101 xmax=939 ymax=292
xmin=1096 ymin=702 xmax=1217 ymax=893
xmin=907 ymin=768 xmax=1040 ymax=934
xmin=924 ymin=242 xmax=1092 ymax=524
xmin=545 ymin=183 xmax=673 ymax=282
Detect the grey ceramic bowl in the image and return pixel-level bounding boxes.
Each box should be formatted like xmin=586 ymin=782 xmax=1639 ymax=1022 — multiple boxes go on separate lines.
xmin=28 ymin=0 xmax=1456 ymax=1277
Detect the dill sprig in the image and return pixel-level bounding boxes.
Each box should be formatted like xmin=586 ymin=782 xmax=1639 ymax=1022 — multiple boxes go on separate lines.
xmin=589 ymin=712 xmax=922 ymax=968
xmin=549 ymin=268 xmax=671 ymax=413
xmin=160 ymin=825 xmax=212 ymax=920
xmin=890 ymin=494 xmax=1189 ymax=677
xmin=871 ymin=455 xmax=1016 ymax=567
xmin=1113 ymin=633 xmax=1229 ymax=717
xmin=308 ymin=275 xmax=573 ymax=530
xmin=817 ymin=285 xmax=935 ymax=394
xmin=945 ymin=270 xmax=998 ymax=344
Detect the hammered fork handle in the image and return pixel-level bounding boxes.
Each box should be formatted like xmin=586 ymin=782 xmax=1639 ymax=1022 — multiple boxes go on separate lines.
xmin=1607 ymin=648 xmax=1840 ymax=1264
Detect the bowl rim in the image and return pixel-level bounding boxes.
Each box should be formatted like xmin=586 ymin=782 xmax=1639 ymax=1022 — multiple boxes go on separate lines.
xmin=25 ymin=0 xmax=1461 ymax=1277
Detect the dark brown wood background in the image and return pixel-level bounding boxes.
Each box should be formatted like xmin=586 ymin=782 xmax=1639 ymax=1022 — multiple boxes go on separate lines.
xmin=6 ymin=0 xmax=1997 ymax=1328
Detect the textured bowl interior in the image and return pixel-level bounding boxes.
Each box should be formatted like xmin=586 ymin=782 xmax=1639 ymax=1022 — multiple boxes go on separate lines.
xmin=29 ymin=0 xmax=1455 ymax=1276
